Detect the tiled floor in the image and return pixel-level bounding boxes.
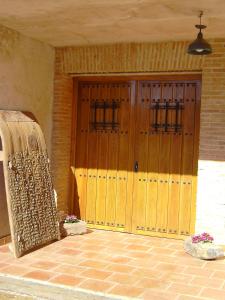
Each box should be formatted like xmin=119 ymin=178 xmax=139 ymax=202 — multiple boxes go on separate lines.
xmin=0 ymin=230 xmax=225 ymax=299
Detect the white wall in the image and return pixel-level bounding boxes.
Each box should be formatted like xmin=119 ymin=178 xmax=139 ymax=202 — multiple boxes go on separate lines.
xmin=195 ymin=160 xmax=225 ymax=244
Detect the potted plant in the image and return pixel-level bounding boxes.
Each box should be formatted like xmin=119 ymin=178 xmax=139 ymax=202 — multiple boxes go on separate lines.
xmin=184 ymin=232 xmax=224 ymax=260
xmin=62 ymin=215 xmax=87 ymax=236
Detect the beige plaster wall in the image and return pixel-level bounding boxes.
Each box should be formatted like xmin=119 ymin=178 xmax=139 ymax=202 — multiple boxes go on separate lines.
xmin=0 ymin=24 xmax=54 ymax=152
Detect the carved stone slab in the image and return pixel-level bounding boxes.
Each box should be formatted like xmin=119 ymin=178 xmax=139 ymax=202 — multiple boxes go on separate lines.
xmin=0 ymin=110 xmax=60 ymax=257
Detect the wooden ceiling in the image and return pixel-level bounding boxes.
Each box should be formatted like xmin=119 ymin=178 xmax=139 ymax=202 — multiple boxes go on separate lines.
xmin=0 ymin=0 xmax=224 ymax=46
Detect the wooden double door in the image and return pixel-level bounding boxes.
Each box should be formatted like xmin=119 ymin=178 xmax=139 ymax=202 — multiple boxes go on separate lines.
xmin=74 ymin=77 xmax=200 ymax=239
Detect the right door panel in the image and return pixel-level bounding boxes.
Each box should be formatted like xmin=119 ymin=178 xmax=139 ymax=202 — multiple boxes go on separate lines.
xmin=132 ymin=80 xmax=200 ymax=239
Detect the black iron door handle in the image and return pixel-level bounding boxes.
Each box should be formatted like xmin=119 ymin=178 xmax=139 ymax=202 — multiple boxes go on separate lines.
xmin=134 ymin=161 xmax=138 ymax=172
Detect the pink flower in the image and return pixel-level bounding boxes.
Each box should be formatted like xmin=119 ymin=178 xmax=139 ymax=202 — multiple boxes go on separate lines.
xmin=192 ymin=232 xmax=214 ymax=244
xmin=64 ymin=215 xmax=79 ymax=223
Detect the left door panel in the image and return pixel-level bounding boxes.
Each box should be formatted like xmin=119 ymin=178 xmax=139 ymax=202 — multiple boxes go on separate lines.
xmin=74 ymin=81 xmax=135 ymax=232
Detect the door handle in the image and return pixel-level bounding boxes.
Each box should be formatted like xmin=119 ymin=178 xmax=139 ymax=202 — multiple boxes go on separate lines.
xmin=134 ymin=161 xmax=138 ymax=172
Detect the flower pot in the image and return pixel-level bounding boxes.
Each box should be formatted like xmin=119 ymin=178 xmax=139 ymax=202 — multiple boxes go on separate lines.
xmin=184 ymin=237 xmax=224 ymax=260
xmin=63 ymin=220 xmax=87 ymax=236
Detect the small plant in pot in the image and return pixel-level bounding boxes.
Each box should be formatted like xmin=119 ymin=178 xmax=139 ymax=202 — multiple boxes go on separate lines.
xmin=63 ymin=214 xmax=87 ymax=236
xmin=64 ymin=215 xmax=80 ymax=224
xmin=184 ymin=232 xmax=224 ymax=260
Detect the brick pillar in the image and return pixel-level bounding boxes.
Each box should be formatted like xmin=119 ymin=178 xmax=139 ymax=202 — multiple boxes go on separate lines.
xmin=51 ymin=51 xmax=73 ymax=212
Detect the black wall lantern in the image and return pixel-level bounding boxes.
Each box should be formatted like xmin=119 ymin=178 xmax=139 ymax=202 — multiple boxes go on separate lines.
xmin=187 ymin=11 xmax=212 ymax=55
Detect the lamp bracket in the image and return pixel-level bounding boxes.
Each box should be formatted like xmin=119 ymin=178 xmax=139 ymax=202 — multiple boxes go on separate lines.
xmin=195 ymin=24 xmax=207 ymax=30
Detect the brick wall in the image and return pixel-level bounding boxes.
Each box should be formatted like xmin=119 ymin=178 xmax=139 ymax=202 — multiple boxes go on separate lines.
xmin=53 ymin=40 xmax=225 ymax=243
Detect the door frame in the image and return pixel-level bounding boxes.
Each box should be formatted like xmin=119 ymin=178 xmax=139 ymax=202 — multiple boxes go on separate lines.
xmin=70 ymin=74 xmax=201 ymax=237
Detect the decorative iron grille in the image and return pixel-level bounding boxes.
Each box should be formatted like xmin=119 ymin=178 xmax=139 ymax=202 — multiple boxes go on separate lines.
xmin=151 ymin=101 xmax=184 ymax=133
xmin=90 ymin=100 xmax=120 ymax=131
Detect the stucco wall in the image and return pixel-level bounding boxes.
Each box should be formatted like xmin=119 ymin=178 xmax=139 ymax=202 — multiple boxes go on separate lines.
xmin=0 ymin=24 xmax=54 ymax=152
xmin=54 ymin=40 xmax=225 ymax=244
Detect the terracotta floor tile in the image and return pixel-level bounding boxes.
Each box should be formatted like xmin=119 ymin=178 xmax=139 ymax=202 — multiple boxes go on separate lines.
xmin=0 ymin=262 xmax=9 ymax=269
xmin=103 ymin=249 xmax=129 ymax=256
xmin=106 ymin=264 xmax=135 ymax=273
xmin=79 ymin=279 xmax=114 ymax=292
xmin=130 ymin=257 xmax=160 ymax=269
xmin=155 ymin=262 xmax=185 ymax=273
xmin=23 ymin=270 xmax=55 ymax=281
xmin=81 ymin=238 xmax=107 ymax=245
xmin=30 ymin=260 xmax=59 ymax=270
xmin=58 ymin=241 xmax=82 ymax=248
xmin=109 ymin=256 xmax=131 ymax=264
xmin=150 ymin=254 xmax=179 ymax=264
xmin=108 ymin=284 xmax=144 ymax=298
xmin=200 ymin=287 xmax=225 ymax=300
xmin=81 ymin=252 xmax=110 ymax=261
xmin=166 ymin=243 xmax=184 ymax=250
xmin=177 ymin=295 xmax=206 ymax=300
xmin=135 ymin=277 xmax=170 ymax=290
xmin=1 ymin=265 xmax=32 ymax=276
xmin=0 ymin=254 xmax=10 ymax=262
xmin=5 ymin=255 xmax=38 ymax=266
xmin=142 ymin=290 xmax=178 ymax=300
xmin=183 ymin=266 xmax=214 ymax=277
xmin=191 ymin=276 xmax=224 ymax=289
xmin=80 ymin=245 xmax=106 ymax=252
xmin=103 ymin=243 xmax=126 ymax=250
xmin=176 ymin=257 xmax=206 ymax=267
xmin=80 ymin=268 xmax=112 ymax=280
xmin=107 ymin=273 xmax=140 ymax=285
xmin=53 ymin=255 xmax=84 ymax=265
xmin=79 ymin=259 xmax=108 ymax=269
xmin=149 ymin=247 xmax=176 ymax=255
xmin=53 ymin=264 xmax=87 ymax=275
xmin=168 ymin=283 xmax=202 ymax=296
xmin=133 ymin=267 xmax=162 ymax=279
xmin=160 ymin=272 xmax=194 ymax=284
xmin=205 ymin=262 xmax=225 ymax=272
xmin=145 ymin=241 xmax=169 ymax=248
xmin=125 ymin=251 xmax=153 ymax=259
xmin=212 ymin=270 xmax=225 ymax=279
xmin=0 ymin=246 xmax=10 ymax=253
xmin=56 ymin=248 xmax=82 ymax=256
xmin=125 ymin=244 xmax=150 ymax=251
xmin=172 ymin=250 xmax=192 ymax=257
xmin=125 ymin=237 xmax=150 ymax=243
xmin=50 ymin=274 xmax=84 ymax=286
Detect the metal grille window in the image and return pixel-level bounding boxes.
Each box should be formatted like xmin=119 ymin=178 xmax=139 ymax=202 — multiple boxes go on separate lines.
xmin=151 ymin=101 xmax=184 ymax=133
xmin=90 ymin=100 xmax=120 ymax=131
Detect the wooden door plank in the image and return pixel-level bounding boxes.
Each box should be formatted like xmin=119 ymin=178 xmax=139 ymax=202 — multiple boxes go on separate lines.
xmin=96 ymin=84 xmax=109 ymax=226
xmin=179 ymin=82 xmax=196 ymax=236
xmin=105 ymin=84 xmax=119 ymax=228
xmin=167 ymin=83 xmax=183 ymax=235
xmin=190 ymin=81 xmax=201 ymax=234
xmin=75 ymin=84 xmax=90 ymax=219
xmin=146 ymin=83 xmax=161 ymax=233
xmin=156 ymin=83 xmax=171 ymax=234
xmin=115 ymin=83 xmax=131 ymax=230
xmin=85 ymin=84 xmax=99 ymax=225
xmin=132 ymin=82 xmax=149 ymax=233
xmin=125 ymin=81 xmax=136 ymax=233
